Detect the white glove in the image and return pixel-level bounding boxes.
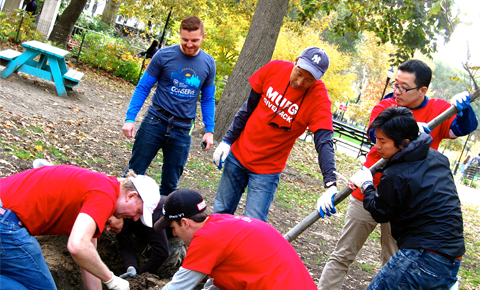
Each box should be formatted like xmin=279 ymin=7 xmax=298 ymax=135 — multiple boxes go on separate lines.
xmin=417 ymin=122 xmax=431 ymax=134
xmin=316 ymin=186 xmax=337 ymax=218
xmin=213 ymin=141 xmax=231 ymax=169
xmin=450 ymin=91 xmax=472 ymax=116
xmin=103 ymin=272 xmax=129 ymax=290
xmin=33 ymin=159 xmax=53 ymax=168
xmin=350 ymin=166 xmax=373 ymax=191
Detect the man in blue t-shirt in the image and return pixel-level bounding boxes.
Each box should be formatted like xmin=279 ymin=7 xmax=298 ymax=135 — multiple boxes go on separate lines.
xmin=122 ymin=16 xmax=216 ymax=196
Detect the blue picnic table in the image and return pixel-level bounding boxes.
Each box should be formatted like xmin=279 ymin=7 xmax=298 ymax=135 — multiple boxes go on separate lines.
xmin=0 ymin=40 xmax=84 ymax=97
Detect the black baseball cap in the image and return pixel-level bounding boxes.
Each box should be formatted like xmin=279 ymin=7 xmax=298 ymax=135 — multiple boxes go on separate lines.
xmin=154 ymin=188 xmax=207 ymax=232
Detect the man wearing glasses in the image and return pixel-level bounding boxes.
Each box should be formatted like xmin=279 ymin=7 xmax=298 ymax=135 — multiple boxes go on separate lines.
xmin=317 ymin=59 xmax=478 ymax=290
xmin=212 ymin=46 xmax=338 ymax=222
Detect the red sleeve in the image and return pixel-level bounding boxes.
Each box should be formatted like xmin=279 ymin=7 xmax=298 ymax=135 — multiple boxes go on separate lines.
xmin=249 ymin=61 xmax=278 ymax=93
xmin=369 ymin=98 xmax=396 ymax=125
xmin=80 ymin=191 xmax=117 ymax=238
xmin=307 ymin=81 xmax=333 ymax=132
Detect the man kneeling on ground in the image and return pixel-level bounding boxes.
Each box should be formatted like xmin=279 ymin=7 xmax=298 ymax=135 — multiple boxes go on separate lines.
xmin=154 ymin=189 xmax=317 ymax=290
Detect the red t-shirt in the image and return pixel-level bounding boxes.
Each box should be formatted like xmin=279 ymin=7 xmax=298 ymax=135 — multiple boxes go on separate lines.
xmin=231 ymin=60 xmax=333 ymax=174
xmin=0 ymin=165 xmax=119 ymax=237
xmin=351 ymin=97 xmax=455 ymax=201
xmin=182 ymin=214 xmax=317 ymax=290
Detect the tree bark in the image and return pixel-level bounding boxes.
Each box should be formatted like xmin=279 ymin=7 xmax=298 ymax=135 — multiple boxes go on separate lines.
xmin=101 ymin=0 xmax=121 ymax=27
xmin=48 ymin=0 xmax=88 ymax=47
xmin=214 ymin=0 xmax=290 ymax=141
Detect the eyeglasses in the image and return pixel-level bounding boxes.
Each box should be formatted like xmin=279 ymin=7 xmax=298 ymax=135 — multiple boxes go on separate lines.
xmin=268 ymin=84 xmax=308 ymax=132
xmin=389 ymin=82 xmax=420 ymax=94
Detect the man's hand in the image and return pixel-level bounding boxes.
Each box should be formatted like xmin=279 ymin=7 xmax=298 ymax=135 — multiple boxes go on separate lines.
xmin=451 ymin=91 xmax=472 ymax=116
xmin=119 ymin=266 xmax=137 ymax=279
xmin=417 ymin=122 xmax=431 ymax=134
xmin=122 ymin=122 xmax=136 ymax=138
xmin=350 ymin=166 xmax=373 ymax=189
xmin=316 ymin=186 xmax=337 ymax=218
xmin=201 ymin=132 xmax=214 ymax=151
xmin=213 ymin=141 xmax=231 ymax=169
xmin=103 ymin=272 xmax=129 ymax=290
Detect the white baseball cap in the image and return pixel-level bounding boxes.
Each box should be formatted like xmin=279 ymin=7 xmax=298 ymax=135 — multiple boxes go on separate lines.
xmin=129 ymin=175 xmax=160 ymax=227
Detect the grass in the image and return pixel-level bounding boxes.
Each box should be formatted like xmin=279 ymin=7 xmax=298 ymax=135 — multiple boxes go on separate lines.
xmin=459 ymin=203 xmax=480 ymax=288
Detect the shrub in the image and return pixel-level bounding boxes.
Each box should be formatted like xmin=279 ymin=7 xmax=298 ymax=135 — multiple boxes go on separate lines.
xmin=70 ymin=31 xmax=144 ymax=84
xmin=0 ymin=10 xmax=44 ymax=43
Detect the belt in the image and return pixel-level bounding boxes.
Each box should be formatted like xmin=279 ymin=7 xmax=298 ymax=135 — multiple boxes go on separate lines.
xmin=0 ymin=207 xmax=23 ymax=227
xmin=425 ymin=249 xmax=462 ymax=261
xmin=153 ymin=104 xmax=192 ymax=124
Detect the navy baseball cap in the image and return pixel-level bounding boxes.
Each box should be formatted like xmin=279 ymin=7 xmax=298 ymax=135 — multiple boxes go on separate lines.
xmin=154 ymin=189 xmax=207 ymax=232
xmin=296 ymin=47 xmax=330 ymax=80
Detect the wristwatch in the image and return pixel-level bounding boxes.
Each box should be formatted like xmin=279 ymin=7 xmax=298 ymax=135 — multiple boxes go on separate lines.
xmin=361 ymin=181 xmax=374 ymax=194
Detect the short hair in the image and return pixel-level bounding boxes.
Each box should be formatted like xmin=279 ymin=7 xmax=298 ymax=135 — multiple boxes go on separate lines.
xmin=369 ymin=107 xmax=419 ymax=148
xmin=171 ymin=207 xmax=211 ymax=226
xmin=180 ymin=16 xmax=204 ymax=35
xmin=119 ymin=169 xmax=137 ymax=192
xmin=398 ymin=59 xmax=432 ymax=89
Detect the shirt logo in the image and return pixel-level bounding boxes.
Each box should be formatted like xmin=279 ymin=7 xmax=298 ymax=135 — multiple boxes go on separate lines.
xmin=312 ymin=55 xmax=321 ymax=64
xmin=169 ymin=65 xmax=200 ymax=98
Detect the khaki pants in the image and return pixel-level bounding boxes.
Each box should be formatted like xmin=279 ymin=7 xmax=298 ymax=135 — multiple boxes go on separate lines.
xmin=317 ymin=196 xmax=398 ymax=290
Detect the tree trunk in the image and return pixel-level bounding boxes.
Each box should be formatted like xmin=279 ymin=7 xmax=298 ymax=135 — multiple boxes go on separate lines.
xmin=101 ymin=0 xmax=121 ymax=27
xmin=214 ymin=0 xmax=290 ymax=141
xmin=48 ymin=0 xmax=88 ymax=47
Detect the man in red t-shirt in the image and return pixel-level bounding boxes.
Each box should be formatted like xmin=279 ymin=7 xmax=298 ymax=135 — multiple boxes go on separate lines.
xmin=212 ymin=46 xmax=338 ymax=222
xmin=318 ymin=59 xmax=477 ymax=290
xmin=153 ymin=188 xmax=317 ymax=290
xmin=0 ymin=165 xmax=160 ymax=290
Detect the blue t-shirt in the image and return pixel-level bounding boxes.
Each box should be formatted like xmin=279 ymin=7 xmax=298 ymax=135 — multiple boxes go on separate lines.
xmin=126 ymin=44 xmax=216 ymax=131
xmin=149 ymin=45 xmax=215 ymax=127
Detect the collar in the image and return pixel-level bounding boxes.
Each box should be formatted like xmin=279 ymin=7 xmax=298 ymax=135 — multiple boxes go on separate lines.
xmin=387 ymin=133 xmax=433 ymax=166
xmin=409 ymin=95 xmax=429 ymax=110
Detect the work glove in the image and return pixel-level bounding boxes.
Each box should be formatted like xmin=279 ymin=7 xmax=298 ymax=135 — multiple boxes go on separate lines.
xmin=119 ymin=266 xmax=137 ymax=279
xmin=103 ymin=272 xmax=129 ymax=290
xmin=213 ymin=141 xmax=231 ymax=170
xmin=451 ymin=91 xmax=472 ymax=117
xmin=316 ymin=186 xmax=337 ymax=218
xmin=417 ymin=122 xmax=431 ymax=134
xmin=350 ymin=166 xmax=373 ymax=193
xmin=33 ymin=158 xmax=53 ymax=168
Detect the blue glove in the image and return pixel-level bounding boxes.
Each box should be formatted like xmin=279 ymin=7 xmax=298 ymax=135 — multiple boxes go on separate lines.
xmin=417 ymin=122 xmax=431 ymax=134
xmin=316 ymin=187 xmax=337 ymax=218
xmin=119 ymin=266 xmax=137 ymax=279
xmin=451 ymin=91 xmax=472 ymax=117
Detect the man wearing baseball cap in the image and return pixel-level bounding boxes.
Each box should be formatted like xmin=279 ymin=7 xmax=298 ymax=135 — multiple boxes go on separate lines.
xmin=0 ymin=164 xmax=160 ymax=290
xmin=212 ymin=46 xmax=337 ymax=221
xmin=155 ymin=188 xmax=317 ymax=290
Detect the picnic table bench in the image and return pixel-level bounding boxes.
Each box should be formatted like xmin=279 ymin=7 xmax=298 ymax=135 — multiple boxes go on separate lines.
xmin=298 ymin=119 xmax=374 ymax=159
xmin=332 ymin=119 xmax=373 ymax=159
xmin=0 ymin=41 xmax=84 ymax=97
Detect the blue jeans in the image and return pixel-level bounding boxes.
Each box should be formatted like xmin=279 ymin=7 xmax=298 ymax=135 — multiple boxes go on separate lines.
xmin=214 ymin=153 xmax=281 ymax=221
xmin=126 ymin=112 xmax=192 ymax=196
xmin=0 ymin=210 xmax=57 ymax=290
xmin=368 ymin=249 xmax=460 ymax=290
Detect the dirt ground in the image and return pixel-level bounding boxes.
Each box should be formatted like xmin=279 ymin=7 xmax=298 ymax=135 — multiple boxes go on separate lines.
xmin=0 ymin=61 xmax=382 ymax=289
